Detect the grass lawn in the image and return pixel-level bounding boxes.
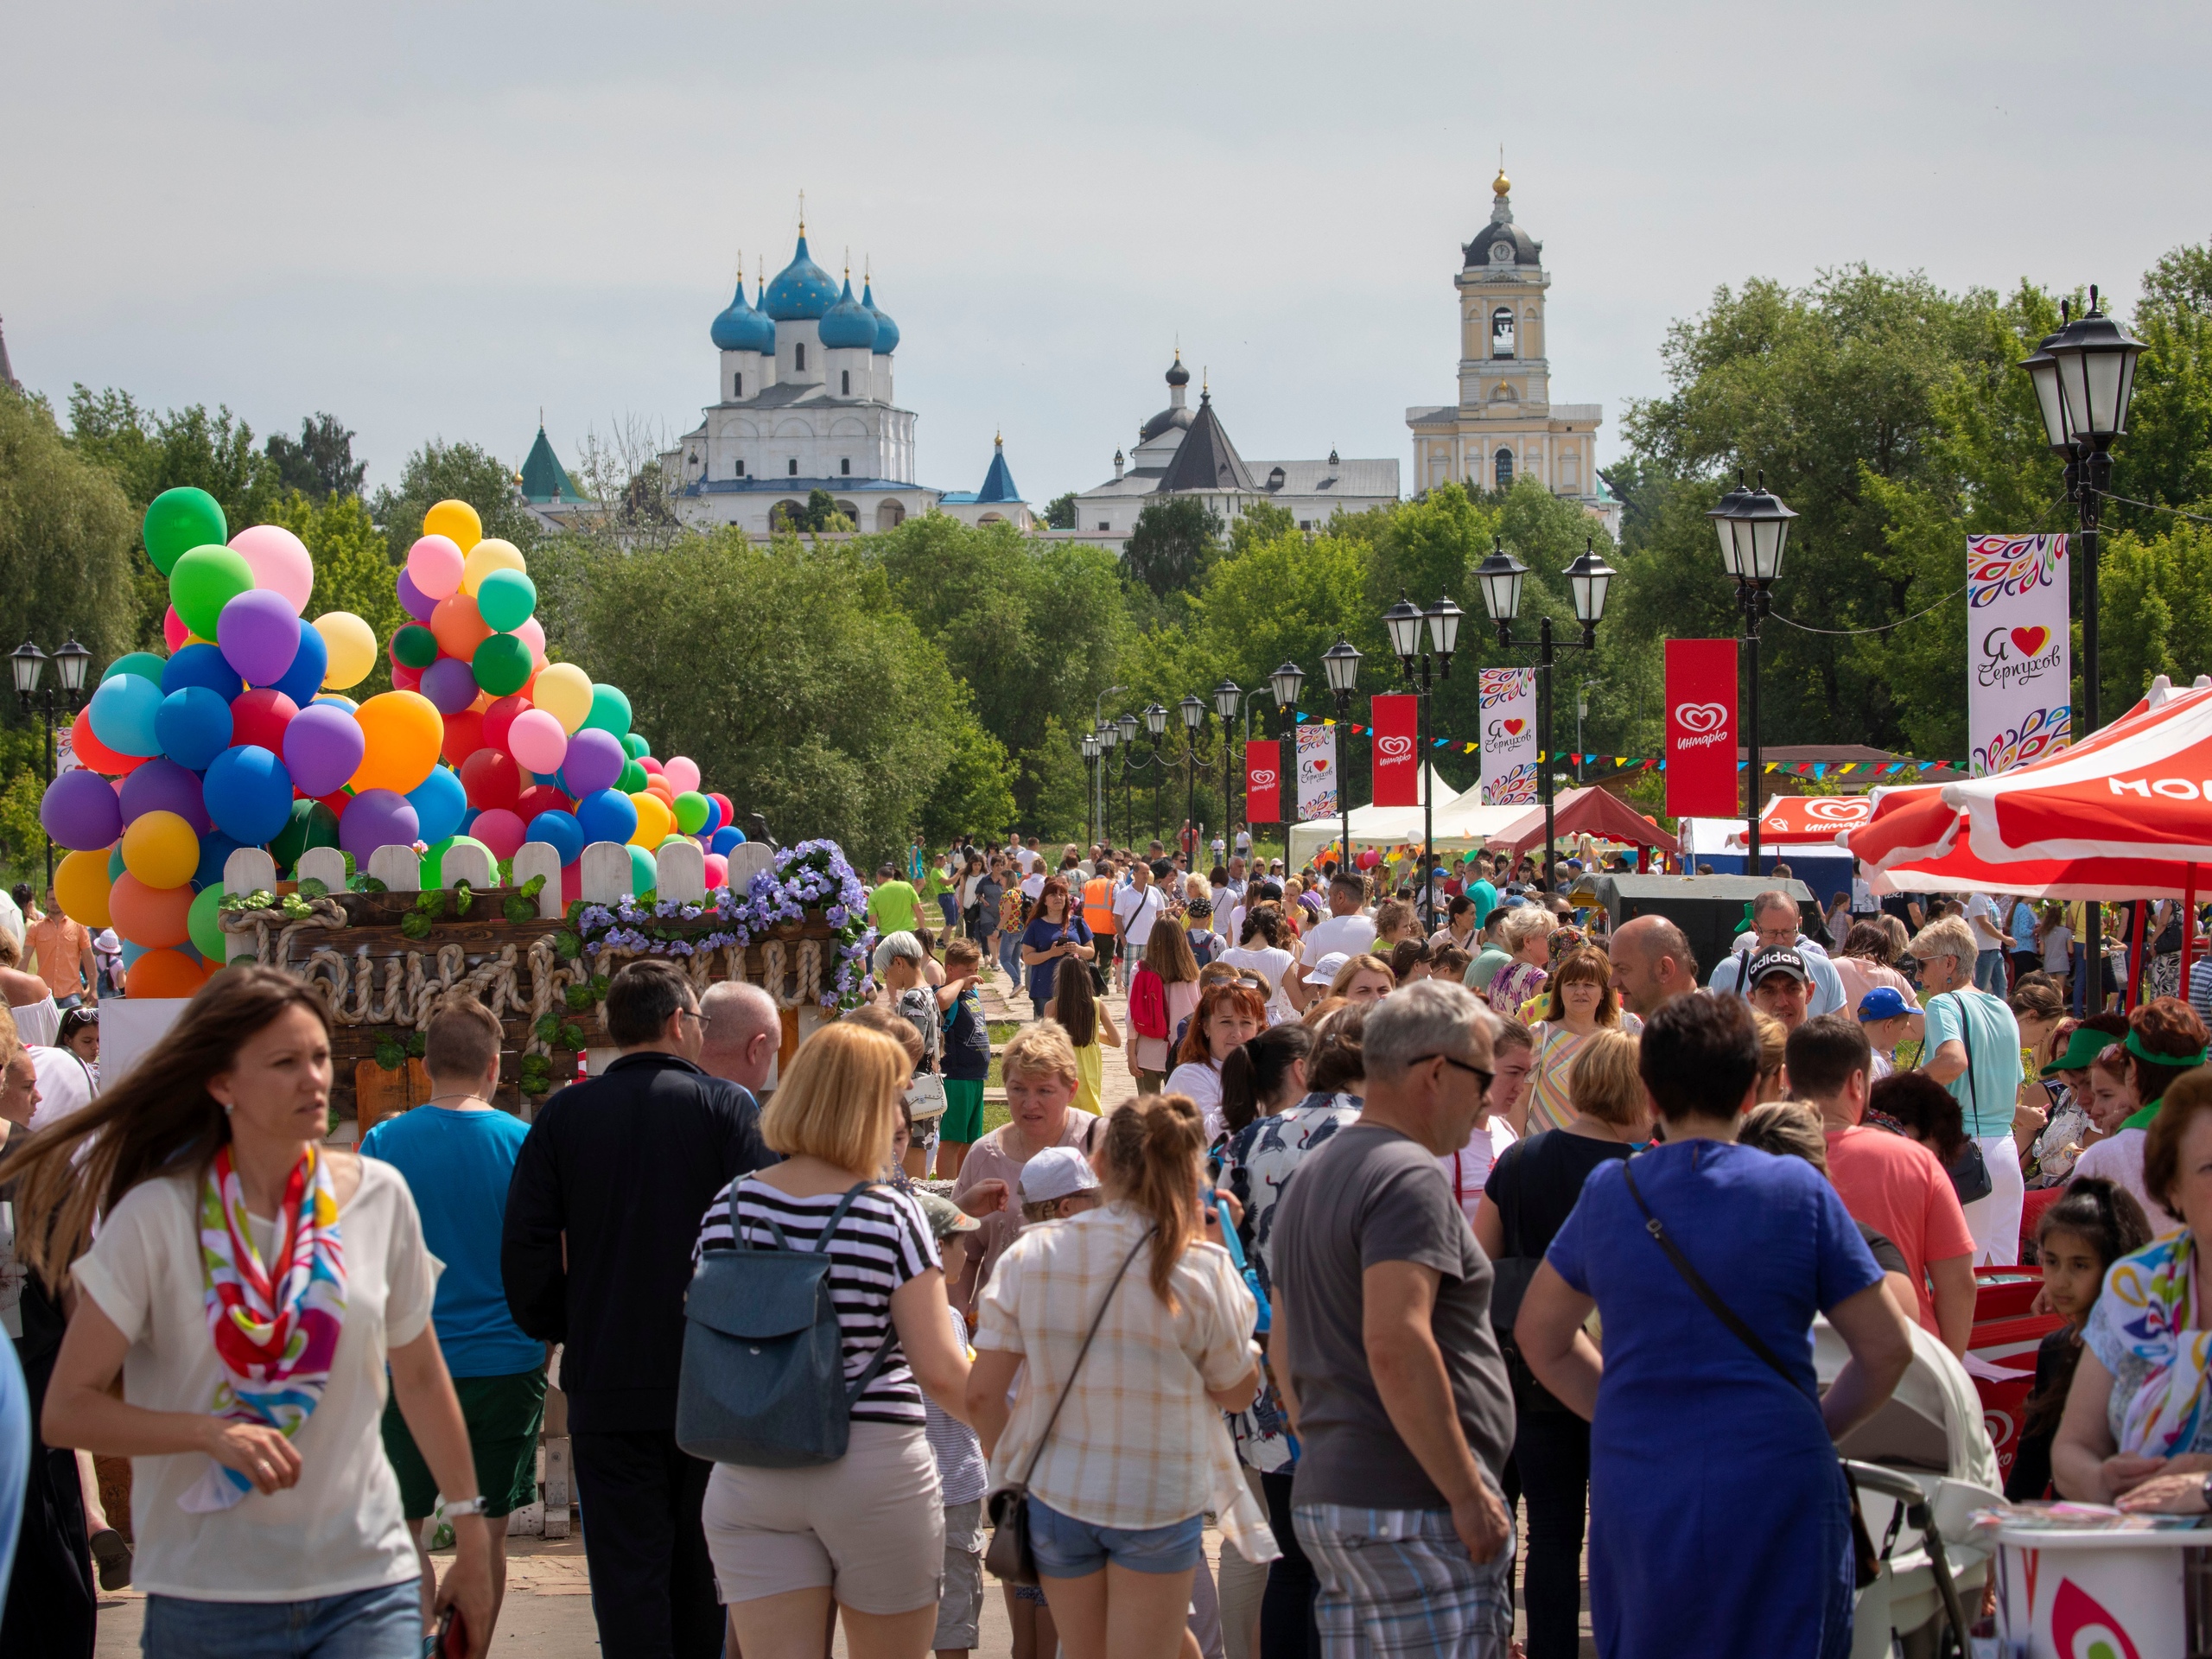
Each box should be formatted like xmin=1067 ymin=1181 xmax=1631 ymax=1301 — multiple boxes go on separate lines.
xmin=982 ymin=1020 xmax=1021 ymax=1132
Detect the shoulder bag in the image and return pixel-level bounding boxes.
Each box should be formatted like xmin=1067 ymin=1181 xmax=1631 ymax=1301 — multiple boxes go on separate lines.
xmin=1621 ymin=1156 xmax=1882 ymax=1588
xmin=983 ymin=1230 xmax=1151 ymax=1586
xmin=1927 ymin=993 xmax=1994 ymax=1205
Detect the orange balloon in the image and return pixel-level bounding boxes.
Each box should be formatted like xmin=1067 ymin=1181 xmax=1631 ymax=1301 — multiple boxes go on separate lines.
xmin=126 ymin=947 xmax=212 ymax=998
xmin=645 ymin=779 xmax=675 ymax=804
xmin=429 ymin=592 xmax=493 ymax=662
xmin=110 ymin=873 xmax=195 ymax=948
xmin=352 ymin=690 xmax=445 ymax=794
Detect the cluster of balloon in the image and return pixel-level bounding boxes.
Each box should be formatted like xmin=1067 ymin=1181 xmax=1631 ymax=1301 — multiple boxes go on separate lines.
xmin=41 ymin=490 xmax=749 ymax=989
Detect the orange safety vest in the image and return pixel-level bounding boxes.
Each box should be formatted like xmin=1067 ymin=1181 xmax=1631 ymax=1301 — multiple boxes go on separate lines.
xmin=1084 ymin=876 xmax=1117 ymax=936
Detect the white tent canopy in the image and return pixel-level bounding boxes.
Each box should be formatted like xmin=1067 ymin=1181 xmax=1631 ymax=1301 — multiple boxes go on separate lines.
xmin=1286 ymin=767 xmax=1524 ymax=867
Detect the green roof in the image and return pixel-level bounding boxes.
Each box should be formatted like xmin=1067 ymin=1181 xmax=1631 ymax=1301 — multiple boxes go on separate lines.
xmin=520 ymin=426 xmax=582 ymax=504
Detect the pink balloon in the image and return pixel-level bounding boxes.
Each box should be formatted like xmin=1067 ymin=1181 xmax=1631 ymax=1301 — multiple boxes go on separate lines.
xmin=514 ymin=616 xmax=546 ymax=656
xmin=472 ymin=807 xmax=526 ymax=861
xmin=407 ymin=535 xmax=466 ymax=601
xmin=703 ymin=852 xmax=728 ymax=890
xmin=507 ymin=708 xmax=569 ymax=773
xmin=663 ymin=755 xmax=702 ymax=795
xmin=230 ymin=524 xmax=315 ymax=615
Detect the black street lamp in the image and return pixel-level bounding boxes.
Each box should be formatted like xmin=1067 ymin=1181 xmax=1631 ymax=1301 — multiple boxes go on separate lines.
xmin=1144 ymin=703 xmax=1168 ymax=842
xmin=1179 ymin=694 xmax=1205 ymax=854
xmin=1212 ymin=680 xmax=1242 ymax=868
xmin=1080 ymin=730 xmax=1101 ymax=849
xmin=1476 ymin=536 xmax=1614 ymax=895
xmin=1382 ymin=590 xmax=1464 ymax=928
xmin=1116 ymin=713 xmax=1141 ymax=847
xmin=1236 ymin=662 xmax=1306 ymax=873
xmin=12 ymin=636 xmax=94 ymax=893
xmin=1705 ymin=474 xmax=1796 ymax=869
xmin=1321 ymin=636 xmax=1362 ymax=880
xmin=2020 ymin=285 xmax=2145 ymax=1003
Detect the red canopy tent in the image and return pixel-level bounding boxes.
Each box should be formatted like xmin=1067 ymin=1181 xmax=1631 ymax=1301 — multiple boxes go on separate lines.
xmin=1494 ymin=786 xmax=1680 ymax=859
xmin=1726 ymin=794 xmax=1874 ymax=848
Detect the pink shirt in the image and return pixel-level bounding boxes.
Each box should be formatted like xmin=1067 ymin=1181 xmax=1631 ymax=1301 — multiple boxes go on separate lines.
xmin=1825 ymin=1125 xmax=1974 ymax=1334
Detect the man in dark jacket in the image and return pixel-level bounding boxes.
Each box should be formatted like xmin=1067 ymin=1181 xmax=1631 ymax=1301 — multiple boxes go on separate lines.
xmin=504 ymin=959 xmax=773 ymax=1659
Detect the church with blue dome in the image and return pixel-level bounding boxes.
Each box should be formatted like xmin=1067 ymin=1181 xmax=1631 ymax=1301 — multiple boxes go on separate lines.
xmin=660 ymin=226 xmax=1028 ymax=533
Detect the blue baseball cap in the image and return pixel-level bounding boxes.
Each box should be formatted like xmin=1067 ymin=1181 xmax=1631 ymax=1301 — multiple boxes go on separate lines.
xmin=1857 ymin=986 xmax=1910 ymax=1021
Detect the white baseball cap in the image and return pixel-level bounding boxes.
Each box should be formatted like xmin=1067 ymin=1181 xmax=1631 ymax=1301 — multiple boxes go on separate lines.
xmin=1018 ymin=1147 xmax=1101 ymax=1205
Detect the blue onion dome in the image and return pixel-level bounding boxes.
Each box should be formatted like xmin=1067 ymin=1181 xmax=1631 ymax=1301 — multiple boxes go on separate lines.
xmin=818 ymin=276 xmax=879 ymax=350
xmin=861 ymin=278 xmax=899 ymax=355
xmin=709 ymin=267 xmax=776 ymax=353
xmin=764 ymin=233 xmax=840 ymax=320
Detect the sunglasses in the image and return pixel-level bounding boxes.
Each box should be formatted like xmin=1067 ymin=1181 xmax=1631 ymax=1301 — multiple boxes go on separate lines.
xmin=1413 ymin=1052 xmax=1494 ymax=1094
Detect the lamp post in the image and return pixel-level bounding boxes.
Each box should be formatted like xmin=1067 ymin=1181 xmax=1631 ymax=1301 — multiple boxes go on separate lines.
xmin=1321 ymin=636 xmax=1363 ymax=880
xmin=1240 ymin=661 xmax=1305 ymax=874
xmin=1179 ymin=694 xmax=1205 ymax=858
xmin=1145 ymin=702 xmax=1168 ymax=842
xmin=1211 ymin=680 xmax=1242 ymax=870
xmin=1081 ymin=731 xmax=1101 ymax=849
xmin=1704 ymin=473 xmax=1796 ymax=871
xmin=1475 ymin=536 xmax=1614 ymax=895
xmin=1382 ymin=591 xmax=1463 ymax=929
xmin=11 ymin=636 xmax=95 ymax=894
xmin=1098 ymin=721 xmax=1121 ymax=849
xmin=1117 ymin=713 xmax=1141 ymax=848
xmin=2020 ymin=285 xmax=2145 ymax=1007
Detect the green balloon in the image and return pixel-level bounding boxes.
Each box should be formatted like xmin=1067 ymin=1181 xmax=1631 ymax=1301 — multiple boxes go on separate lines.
xmin=616 ymin=759 xmax=647 ymax=793
xmin=188 ymin=883 xmax=228 ymax=961
xmin=143 ymin=488 xmax=227 ymax=577
xmin=626 ymin=844 xmax=656 ymax=895
xmin=270 ymin=798 xmax=339 ymax=872
xmin=476 ymin=568 xmax=537 ymax=632
xmin=672 ymin=790 xmax=710 ymax=834
xmin=420 ymin=833 xmax=495 ymax=888
xmin=472 ymin=632 xmax=533 ymax=696
xmin=104 ymin=651 xmax=168 ymax=684
xmin=169 ymin=544 xmax=255 ymax=639
xmin=621 ymin=732 xmax=651 ymax=760
xmin=582 ymin=683 xmax=632 ymax=738
xmin=391 ymin=624 xmax=440 ymax=670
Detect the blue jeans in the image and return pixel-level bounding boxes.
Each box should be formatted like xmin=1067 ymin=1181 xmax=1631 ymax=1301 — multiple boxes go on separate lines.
xmin=142 ymin=1580 xmax=420 ymax=1657
xmin=999 ymin=931 xmax=1023 ymax=985
xmin=1028 ymin=1496 xmax=1205 ymax=1577
xmin=1974 ymin=949 xmax=2005 ymax=993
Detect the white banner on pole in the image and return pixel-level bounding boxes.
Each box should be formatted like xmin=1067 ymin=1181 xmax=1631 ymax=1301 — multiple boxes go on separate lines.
xmin=1967 ymin=533 xmax=2071 ymax=777
xmin=1479 ymin=668 xmax=1538 ymax=805
xmin=1295 ymin=724 xmax=1338 ymax=822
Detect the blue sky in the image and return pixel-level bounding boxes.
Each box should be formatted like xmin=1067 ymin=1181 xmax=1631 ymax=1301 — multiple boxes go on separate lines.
xmin=6 ymin=0 xmax=2207 ymax=509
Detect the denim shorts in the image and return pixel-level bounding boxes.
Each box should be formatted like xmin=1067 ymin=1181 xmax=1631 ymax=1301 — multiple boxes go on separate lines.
xmin=1027 ymin=1496 xmax=1205 ymax=1577
xmin=141 ymin=1579 xmax=420 ymax=1658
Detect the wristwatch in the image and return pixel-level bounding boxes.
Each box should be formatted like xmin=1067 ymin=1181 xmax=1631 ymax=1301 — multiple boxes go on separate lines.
xmin=2201 ymin=1471 xmax=2212 ymax=1513
xmin=443 ymin=1496 xmax=489 ymax=1520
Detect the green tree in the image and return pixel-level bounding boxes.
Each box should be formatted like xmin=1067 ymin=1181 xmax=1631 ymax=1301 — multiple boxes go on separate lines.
xmin=1228 ymin=501 xmax=1296 ymax=553
xmin=1123 ymin=497 xmax=1223 ymax=600
xmin=367 ymin=439 xmax=539 ymax=564
xmin=919 ymin=713 xmax=1019 ymax=846
xmin=265 ymin=413 xmax=366 ymax=502
xmin=263 ymin=491 xmax=409 ymax=699
xmin=0 ymin=391 xmax=139 ymax=712
xmin=68 ymin=386 xmax=280 ymax=525
xmin=1044 ymin=491 xmax=1078 ymax=531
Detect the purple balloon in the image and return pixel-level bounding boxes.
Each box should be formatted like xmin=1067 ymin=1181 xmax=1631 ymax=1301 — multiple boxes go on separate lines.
xmin=561 ymin=727 xmax=626 ymax=795
xmin=41 ymin=770 xmax=123 ymax=851
xmin=420 ymin=655 xmax=480 ymax=715
xmin=283 ymin=701 xmax=368 ymax=798
xmin=397 ymin=568 xmax=437 ymax=624
xmin=118 ymin=757 xmax=212 ymax=835
xmin=216 ymin=588 xmax=303 ymax=688
xmin=338 ymin=788 xmax=420 ymax=858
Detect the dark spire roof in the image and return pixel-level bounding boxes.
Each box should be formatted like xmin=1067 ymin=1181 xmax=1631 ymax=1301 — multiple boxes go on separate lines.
xmin=1154 ymin=389 xmax=1257 ymax=494
xmin=1165 ymin=351 xmax=1189 ymax=387
xmin=0 ymin=318 xmax=16 ymax=393
xmin=519 ymin=425 xmax=581 ymax=504
xmin=976 ymin=435 xmax=1020 ymax=504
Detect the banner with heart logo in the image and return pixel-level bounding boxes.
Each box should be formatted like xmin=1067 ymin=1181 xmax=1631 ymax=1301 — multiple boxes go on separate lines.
xmin=1664 ymin=638 xmax=1738 ymax=819
xmin=1371 ymin=693 xmax=1421 ymax=808
xmin=1478 ymin=668 xmax=1538 ymax=804
xmin=1295 ymin=724 xmax=1338 ymax=823
xmin=1245 ymin=740 xmax=1281 ymax=824
xmin=1967 ymin=533 xmax=2071 ymax=777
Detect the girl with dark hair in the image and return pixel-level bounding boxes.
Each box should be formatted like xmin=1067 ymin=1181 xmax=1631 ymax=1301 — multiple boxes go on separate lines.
xmin=1050 ymin=947 xmax=1122 ymax=1116
xmin=16 ymin=966 xmax=494 ymax=1658
xmin=2005 ymin=1178 xmax=2153 ymax=1499
xmin=1128 ymin=920 xmax=1202 ymax=1096
xmin=1216 ymin=1024 xmax=1313 ymax=1143
xmin=1220 ymin=905 xmax=1299 ymax=1026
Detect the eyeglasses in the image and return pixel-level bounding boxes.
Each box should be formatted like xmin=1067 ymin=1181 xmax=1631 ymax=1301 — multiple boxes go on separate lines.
xmin=677 ymin=1007 xmax=705 ymax=1027
xmin=1413 ymin=1052 xmax=1494 ymax=1094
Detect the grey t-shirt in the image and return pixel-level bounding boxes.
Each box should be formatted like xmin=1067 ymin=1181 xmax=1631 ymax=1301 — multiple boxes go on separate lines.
xmin=1274 ymin=1122 xmax=1515 ymax=1509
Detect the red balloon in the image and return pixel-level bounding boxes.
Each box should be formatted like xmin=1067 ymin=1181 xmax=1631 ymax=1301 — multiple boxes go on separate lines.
xmin=709 ymin=791 xmax=732 ymax=828
xmin=638 ymin=756 xmax=664 ymax=775
xmin=230 ymin=688 xmax=299 ymax=753
xmin=515 ymin=783 xmax=574 ymax=820
xmin=559 ymin=859 xmax=582 ymax=906
xmin=459 ymin=748 xmax=521 ymax=811
xmin=315 ymin=789 xmax=353 ymax=819
xmin=69 ymin=713 xmax=149 ymax=778
xmin=483 ymin=694 xmax=530 ymax=756
xmin=471 ymin=807 xmax=526 ymax=861
xmin=392 ymin=662 xmax=423 ymax=692
xmin=162 ymin=606 xmax=191 ymax=652
xmin=442 ymin=709 xmax=486 ymax=766
xmin=1356 ymin=849 xmax=1381 ymax=870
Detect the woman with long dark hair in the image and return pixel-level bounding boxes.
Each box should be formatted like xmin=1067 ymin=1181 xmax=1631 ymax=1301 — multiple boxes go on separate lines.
xmin=14 ymin=966 xmax=495 ymax=1657
xmin=1051 ymin=948 xmax=1123 ymax=1117
xmin=1020 ymin=879 xmax=1096 ymax=1022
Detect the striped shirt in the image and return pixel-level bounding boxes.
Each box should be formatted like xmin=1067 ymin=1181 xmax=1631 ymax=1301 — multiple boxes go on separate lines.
xmin=693 ymin=1179 xmax=939 ymax=1427
xmin=925 ymin=1306 xmax=988 ymax=1504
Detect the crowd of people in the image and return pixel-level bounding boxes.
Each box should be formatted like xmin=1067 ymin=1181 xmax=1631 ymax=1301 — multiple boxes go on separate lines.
xmin=3 ymin=822 xmax=2211 ymax=1659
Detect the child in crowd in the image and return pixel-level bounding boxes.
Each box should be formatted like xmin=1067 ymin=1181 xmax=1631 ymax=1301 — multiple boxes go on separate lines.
xmin=1014 ymin=1146 xmax=1102 ymax=1224
xmin=1857 ymin=986 xmax=1914 ymax=1081
xmin=1431 ymin=944 xmax=1472 ymax=985
xmin=2005 ymin=1178 xmax=2152 ymax=1499
xmin=917 ymin=1193 xmax=989 ymax=1659
xmin=938 ymin=939 xmax=993 ymax=1179
xmin=1185 ymin=898 xmax=1219 ymax=967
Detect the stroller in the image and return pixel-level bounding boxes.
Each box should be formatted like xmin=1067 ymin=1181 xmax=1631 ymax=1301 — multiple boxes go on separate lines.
xmin=1815 ymin=1317 xmax=2005 ymax=1658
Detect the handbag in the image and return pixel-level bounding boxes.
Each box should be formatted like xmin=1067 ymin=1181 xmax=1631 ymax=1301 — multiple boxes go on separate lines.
xmin=1620 ymin=1158 xmax=1882 ymax=1589
xmin=982 ymin=1230 xmax=1151 ymax=1586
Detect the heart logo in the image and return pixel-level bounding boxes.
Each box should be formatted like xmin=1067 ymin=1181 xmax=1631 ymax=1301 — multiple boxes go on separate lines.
xmin=2011 ymin=625 xmax=2050 ymax=656
xmin=1503 ymin=719 xmax=1526 ymax=737
xmin=1309 ymin=759 xmax=1330 ymax=774
xmin=1674 ymin=702 xmax=1728 ymax=734
xmin=1804 ymin=798 xmax=1870 ymax=822
xmin=1250 ymin=770 xmax=1278 ymax=787
xmin=1378 ymin=735 xmax=1413 ymax=760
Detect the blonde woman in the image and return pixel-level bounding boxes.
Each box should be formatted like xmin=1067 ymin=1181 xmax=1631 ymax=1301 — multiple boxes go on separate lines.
xmin=1521 ymin=949 xmax=1631 ymax=1135
xmin=694 ymin=1022 xmax=973 ymax=1659
xmin=950 ymin=1023 xmax=1099 ymax=1310
xmin=1327 ymin=955 xmax=1395 ymax=1007
xmin=1485 ymin=906 xmax=1553 ymax=1019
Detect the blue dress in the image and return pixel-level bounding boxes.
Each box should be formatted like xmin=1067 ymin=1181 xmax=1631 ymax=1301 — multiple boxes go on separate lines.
xmin=1546 ymin=1140 xmax=1882 ymax=1659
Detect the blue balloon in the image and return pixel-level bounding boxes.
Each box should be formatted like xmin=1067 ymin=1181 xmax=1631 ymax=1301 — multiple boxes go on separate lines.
xmin=406 ymin=766 xmax=468 ymax=847
xmin=270 ymin=617 xmax=327 ymax=708
xmin=698 ymin=795 xmax=724 ymax=836
xmin=204 ymin=746 xmax=295 ymax=845
xmin=161 ymin=641 xmax=244 ymax=702
xmin=312 ymin=693 xmax=358 ymax=712
xmin=155 ymin=686 xmax=233 ymax=770
xmin=710 ymin=825 xmax=746 ymax=854
xmin=527 ymin=809 xmax=585 ymax=868
xmin=86 ymin=673 xmax=163 ymax=757
xmin=575 ymin=788 xmax=639 ymax=847
xmin=119 ymin=938 xmax=151 ymax=970
xmin=194 ymin=830 xmax=244 ymax=890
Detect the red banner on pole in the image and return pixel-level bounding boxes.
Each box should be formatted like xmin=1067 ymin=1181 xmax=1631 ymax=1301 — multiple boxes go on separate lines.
xmin=1371 ymin=694 xmax=1420 ymax=807
xmin=1244 ymin=741 xmax=1281 ymax=824
xmin=1664 ymin=639 xmax=1738 ymax=819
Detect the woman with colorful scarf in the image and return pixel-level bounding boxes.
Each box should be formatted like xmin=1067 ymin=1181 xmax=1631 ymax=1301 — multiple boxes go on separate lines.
xmin=2055 ymin=1066 xmax=2212 ymax=1513
xmin=3 ymin=967 xmax=494 ymax=1656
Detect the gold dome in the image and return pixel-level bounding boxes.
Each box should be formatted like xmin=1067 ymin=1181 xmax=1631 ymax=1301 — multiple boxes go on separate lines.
xmin=1492 ymin=168 xmax=1510 ymax=197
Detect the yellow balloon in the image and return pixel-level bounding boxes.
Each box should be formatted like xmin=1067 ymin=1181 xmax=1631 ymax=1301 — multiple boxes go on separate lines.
xmin=532 ymin=662 xmax=594 ymax=734
xmin=460 ymin=537 xmax=526 ymax=597
xmin=54 ymin=848 xmax=112 ymax=930
xmin=352 ymin=690 xmax=445 ymax=794
xmin=313 ymin=611 xmax=378 ymax=690
xmin=628 ymin=791 xmax=673 ymax=847
xmin=120 ymin=810 xmax=201 ymax=890
xmin=422 ymin=499 xmax=483 ymax=553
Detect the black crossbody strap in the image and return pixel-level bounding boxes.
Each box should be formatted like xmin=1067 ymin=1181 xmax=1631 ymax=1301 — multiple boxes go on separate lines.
xmin=1018 ymin=1230 xmax=1151 ymax=1486
xmin=1620 ymin=1157 xmax=1816 ymax=1405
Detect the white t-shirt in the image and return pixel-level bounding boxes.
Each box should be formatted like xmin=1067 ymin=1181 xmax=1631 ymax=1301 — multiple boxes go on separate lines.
xmin=1440 ymin=1116 xmax=1518 ymax=1225
xmin=1219 ymin=944 xmax=1298 ymax=1024
xmin=2073 ymin=1129 xmax=2181 ymax=1236
xmin=1115 ymin=883 xmax=1167 ymax=950
xmin=1234 ymin=830 xmax=1251 ymax=855
xmin=1964 ymin=892 xmax=2005 ymax=951
xmin=1300 ymin=914 xmax=1377 ymax=976
xmin=73 ymin=1158 xmax=436 ymax=1601
xmin=28 ymin=1045 xmax=97 ymax=1132
xmin=1020 ymin=872 xmax=1046 ymax=902
xmin=1166 ymin=1059 xmax=1226 ymax=1141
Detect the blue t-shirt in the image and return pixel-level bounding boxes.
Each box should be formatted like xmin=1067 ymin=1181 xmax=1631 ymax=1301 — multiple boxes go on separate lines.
xmin=1921 ymin=987 xmax=2024 ymax=1139
xmin=359 ymin=1105 xmax=543 ymax=1377
xmin=1469 ymin=879 xmax=1499 ymax=927
xmin=1020 ymin=914 xmax=1092 ymax=1006
xmin=2008 ymin=901 xmax=2037 ymax=953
